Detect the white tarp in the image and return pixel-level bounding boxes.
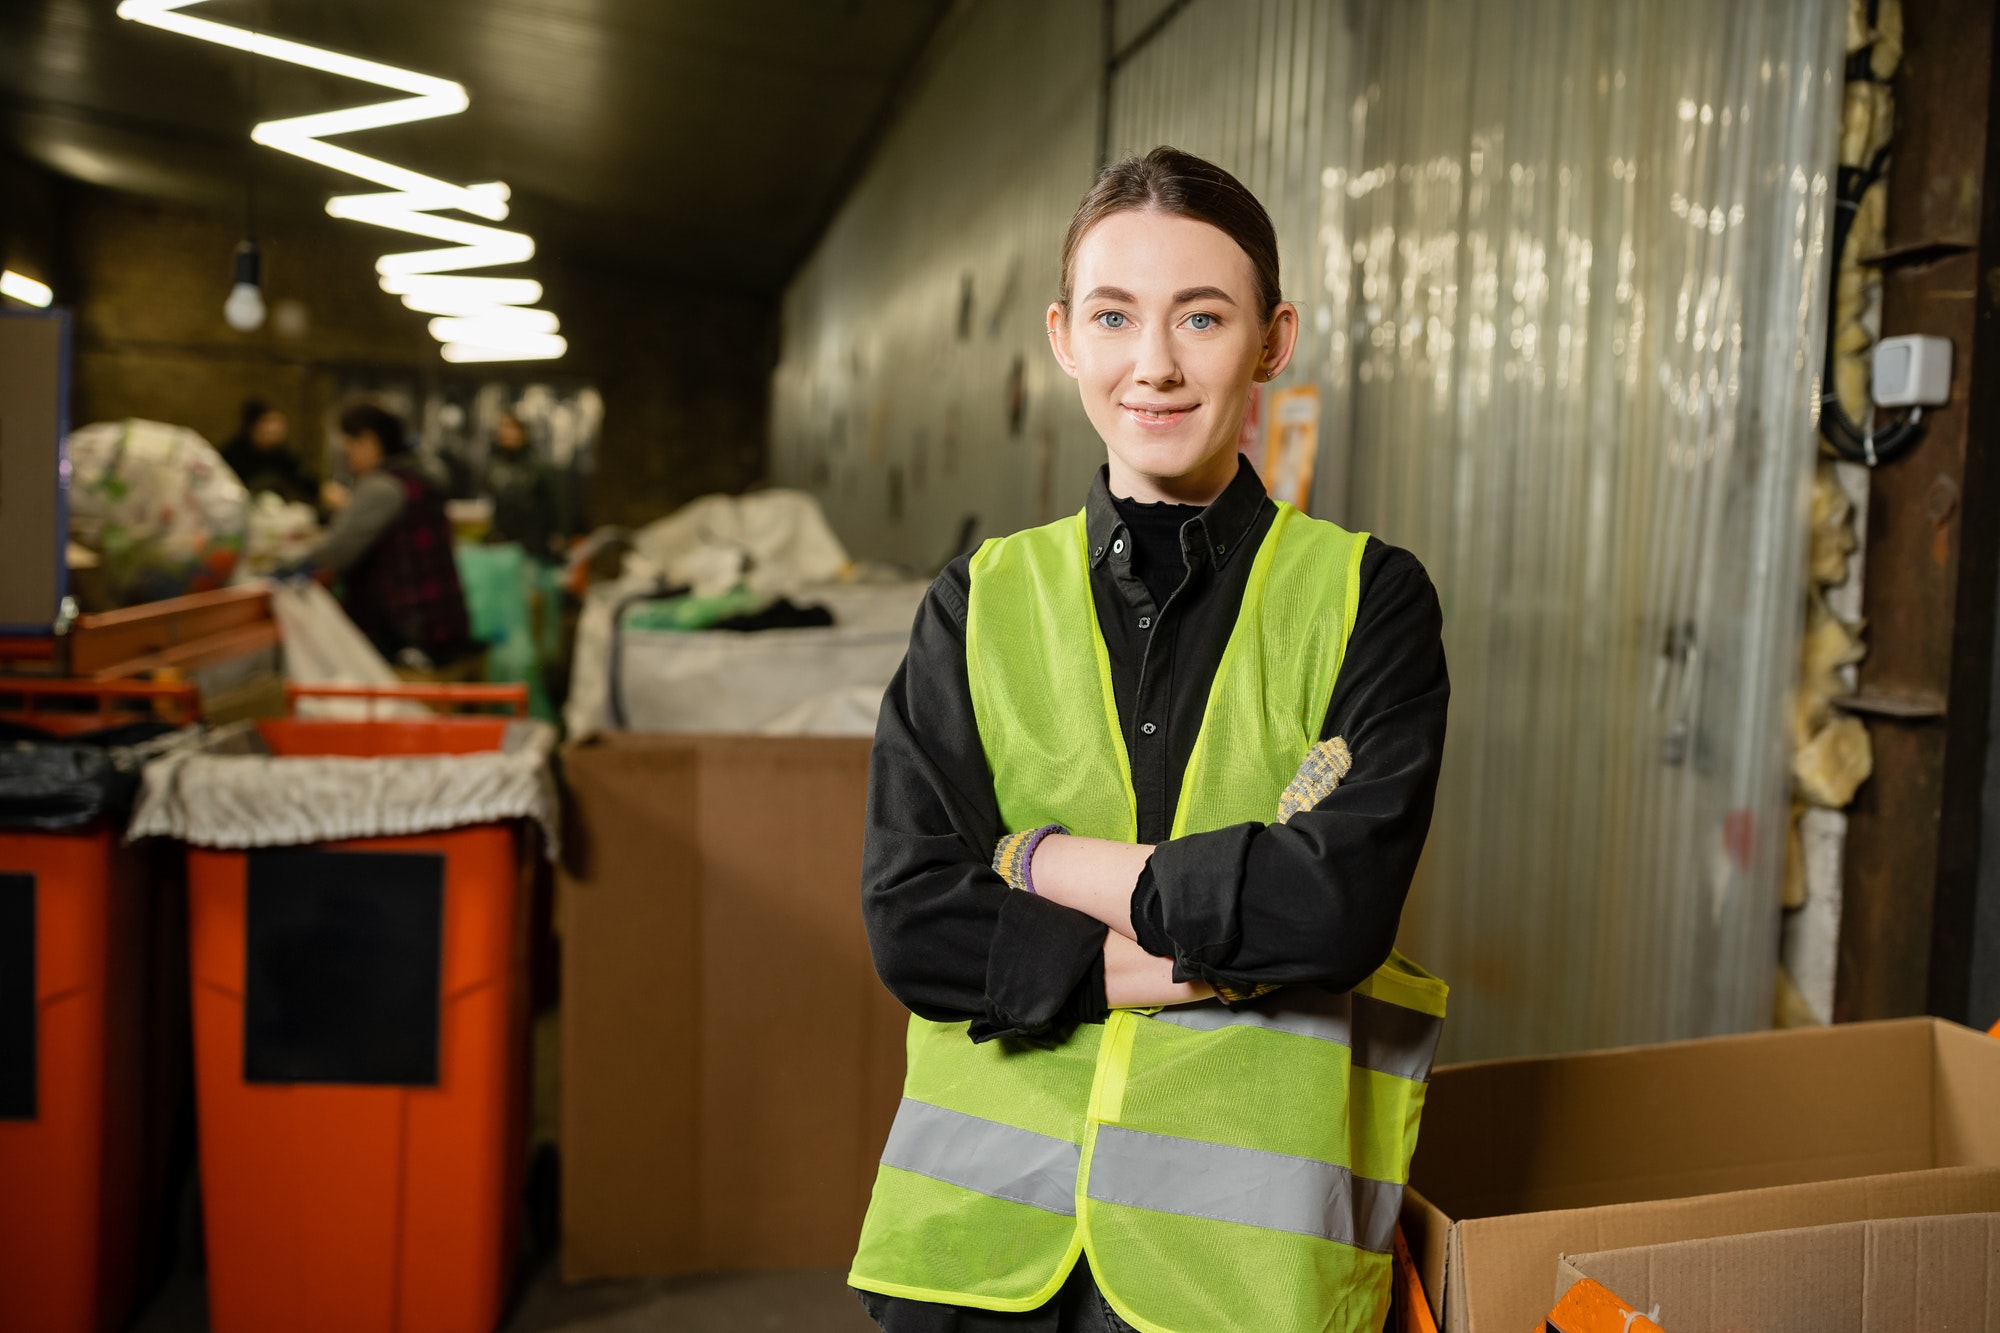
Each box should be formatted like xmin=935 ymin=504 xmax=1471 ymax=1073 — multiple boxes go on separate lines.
xmin=630 ymin=488 xmax=851 ymax=598
xmin=565 ymin=489 xmax=925 ymax=738
xmin=266 ymin=580 xmax=426 ymax=719
xmin=130 ymin=718 xmax=560 ymax=855
xmin=567 ymin=578 xmax=925 ymax=738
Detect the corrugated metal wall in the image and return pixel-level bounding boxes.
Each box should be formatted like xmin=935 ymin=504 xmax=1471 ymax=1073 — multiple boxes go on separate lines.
xmin=768 ymin=0 xmax=1102 ymax=572
xmin=773 ymin=0 xmax=1844 ymax=1059
xmin=1103 ymin=0 xmax=1365 ymax=515
xmin=1343 ymin=0 xmax=1846 ymax=1057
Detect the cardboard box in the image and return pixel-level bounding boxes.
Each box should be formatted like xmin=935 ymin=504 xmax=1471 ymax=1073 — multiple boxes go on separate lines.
xmin=557 ymin=733 xmax=908 ymax=1280
xmin=1557 ymin=1212 xmax=2000 ymax=1331
xmin=1399 ymin=1017 xmax=2000 ymax=1333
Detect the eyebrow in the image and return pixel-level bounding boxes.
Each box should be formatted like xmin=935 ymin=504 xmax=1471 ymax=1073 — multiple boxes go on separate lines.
xmin=1079 ymin=284 xmax=1240 ymax=307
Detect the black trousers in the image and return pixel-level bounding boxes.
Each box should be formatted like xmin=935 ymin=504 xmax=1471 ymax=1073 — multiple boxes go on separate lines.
xmin=855 ymin=1256 xmax=1135 ymax=1333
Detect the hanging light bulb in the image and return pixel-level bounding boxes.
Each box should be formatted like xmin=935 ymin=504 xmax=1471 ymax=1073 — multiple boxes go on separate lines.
xmin=223 ymin=239 xmax=266 ymax=332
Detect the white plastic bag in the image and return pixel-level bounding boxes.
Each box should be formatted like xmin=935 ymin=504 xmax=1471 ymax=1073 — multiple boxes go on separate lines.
xmin=267 ymin=580 xmax=424 ymax=718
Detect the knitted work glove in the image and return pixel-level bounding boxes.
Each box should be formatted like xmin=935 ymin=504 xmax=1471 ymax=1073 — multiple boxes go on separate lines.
xmin=1276 ymin=736 xmax=1353 ymax=825
xmin=992 ymin=823 xmax=1064 ymax=894
xmin=1212 ymin=737 xmax=1354 ymax=1004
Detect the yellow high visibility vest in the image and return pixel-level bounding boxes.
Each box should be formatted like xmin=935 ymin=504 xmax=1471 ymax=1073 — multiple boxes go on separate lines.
xmin=850 ymin=503 xmax=1447 ymax=1333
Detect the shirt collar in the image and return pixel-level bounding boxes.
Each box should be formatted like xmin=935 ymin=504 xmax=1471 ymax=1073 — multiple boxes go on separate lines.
xmin=1084 ymin=454 xmax=1271 ymax=572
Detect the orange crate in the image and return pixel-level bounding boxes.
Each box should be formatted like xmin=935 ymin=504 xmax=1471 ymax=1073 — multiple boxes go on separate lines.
xmin=184 ymin=683 xmax=532 ymax=1333
xmin=0 ymin=826 xmax=153 ymax=1333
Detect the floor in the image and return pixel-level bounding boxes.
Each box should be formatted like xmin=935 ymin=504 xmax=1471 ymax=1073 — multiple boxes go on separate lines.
xmin=131 ymin=1262 xmax=880 ymax=1332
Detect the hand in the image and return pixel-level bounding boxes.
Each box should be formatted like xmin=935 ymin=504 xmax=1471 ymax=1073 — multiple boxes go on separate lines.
xmin=320 ymin=479 xmax=351 ymax=511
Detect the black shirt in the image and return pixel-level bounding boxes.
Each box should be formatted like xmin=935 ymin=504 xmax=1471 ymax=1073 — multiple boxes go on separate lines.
xmin=856 ymin=457 xmax=1448 ymax=1329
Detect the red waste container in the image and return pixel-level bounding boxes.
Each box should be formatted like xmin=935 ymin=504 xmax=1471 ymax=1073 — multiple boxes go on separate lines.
xmin=0 ymin=679 xmax=200 ymax=1333
xmin=177 ymin=683 xmax=539 ymax=1333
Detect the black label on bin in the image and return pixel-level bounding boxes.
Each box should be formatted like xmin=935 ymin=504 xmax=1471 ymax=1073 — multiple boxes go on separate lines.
xmin=0 ymin=873 xmax=33 ymax=1119
xmin=244 ymin=849 xmax=443 ymax=1086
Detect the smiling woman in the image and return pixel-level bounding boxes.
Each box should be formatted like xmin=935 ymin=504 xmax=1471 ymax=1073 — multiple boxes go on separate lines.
xmin=1047 ymin=149 xmax=1297 ymax=505
xmin=851 ymin=147 xmax=1452 ymax=1333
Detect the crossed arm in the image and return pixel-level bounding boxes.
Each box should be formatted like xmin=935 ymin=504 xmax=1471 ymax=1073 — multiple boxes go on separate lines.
xmin=1025 ymin=835 xmax=1213 ymax=1008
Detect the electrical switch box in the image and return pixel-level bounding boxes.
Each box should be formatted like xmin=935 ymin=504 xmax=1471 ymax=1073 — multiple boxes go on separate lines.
xmin=1872 ymin=334 xmax=1952 ymax=408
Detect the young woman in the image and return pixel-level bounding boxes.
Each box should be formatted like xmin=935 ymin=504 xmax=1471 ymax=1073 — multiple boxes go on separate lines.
xmin=852 ymin=148 xmax=1449 ymax=1333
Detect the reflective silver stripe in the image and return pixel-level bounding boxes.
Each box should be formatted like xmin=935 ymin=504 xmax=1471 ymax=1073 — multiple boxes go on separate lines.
xmin=879 ymin=1098 xmax=1080 ymax=1216
xmin=1086 ymin=1124 xmax=1403 ymax=1253
xmin=1146 ymin=988 xmax=1442 ymax=1082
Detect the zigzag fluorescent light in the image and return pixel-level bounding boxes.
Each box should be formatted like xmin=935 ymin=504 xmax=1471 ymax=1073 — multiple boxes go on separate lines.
xmin=116 ymin=0 xmax=565 ymax=362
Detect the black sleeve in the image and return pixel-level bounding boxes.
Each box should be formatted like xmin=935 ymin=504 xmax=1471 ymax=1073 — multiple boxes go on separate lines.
xmin=861 ymin=556 xmax=1111 ymax=1044
xmin=1132 ymin=542 xmax=1449 ymax=996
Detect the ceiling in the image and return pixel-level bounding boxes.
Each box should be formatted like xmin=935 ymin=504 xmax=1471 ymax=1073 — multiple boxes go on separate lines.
xmin=0 ymin=0 xmax=955 ymax=292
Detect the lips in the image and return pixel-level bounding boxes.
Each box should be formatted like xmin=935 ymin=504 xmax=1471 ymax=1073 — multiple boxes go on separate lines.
xmin=1122 ymin=402 xmax=1198 ymax=430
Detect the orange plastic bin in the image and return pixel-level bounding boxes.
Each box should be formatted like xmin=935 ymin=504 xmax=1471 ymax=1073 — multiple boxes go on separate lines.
xmin=0 ymin=680 xmax=199 ymax=1333
xmin=171 ymin=684 xmax=543 ymax=1333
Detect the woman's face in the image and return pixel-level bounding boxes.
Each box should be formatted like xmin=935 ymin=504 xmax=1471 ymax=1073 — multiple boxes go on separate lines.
xmin=1048 ymin=208 xmax=1297 ymax=503
xmin=252 ymin=409 xmax=288 ymax=449
xmin=343 ymin=430 xmax=383 ymax=476
xmin=493 ymin=415 xmax=525 ymax=451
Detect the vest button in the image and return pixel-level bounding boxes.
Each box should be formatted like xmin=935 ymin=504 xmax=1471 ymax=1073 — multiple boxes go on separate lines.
xmin=1141 ymin=722 xmax=1157 ymax=735
xmin=1112 ymin=537 xmax=1125 ymax=555
xmin=1139 ymin=616 xmax=1152 ymax=629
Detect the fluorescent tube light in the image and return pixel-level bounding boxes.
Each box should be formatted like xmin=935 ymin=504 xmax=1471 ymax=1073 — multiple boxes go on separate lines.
xmin=116 ymin=0 xmax=565 ymax=362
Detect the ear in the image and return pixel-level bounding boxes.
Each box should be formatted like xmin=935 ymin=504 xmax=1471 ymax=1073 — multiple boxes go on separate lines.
xmin=1257 ymin=301 xmax=1302 ymax=381
xmin=1046 ymin=301 xmax=1080 ymax=380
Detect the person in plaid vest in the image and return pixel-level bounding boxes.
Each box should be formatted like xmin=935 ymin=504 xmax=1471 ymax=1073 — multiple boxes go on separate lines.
xmin=305 ymin=403 xmax=475 ymax=672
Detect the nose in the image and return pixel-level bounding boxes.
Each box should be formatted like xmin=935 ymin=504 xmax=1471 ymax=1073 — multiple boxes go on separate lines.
xmin=1133 ymin=321 xmax=1182 ymax=391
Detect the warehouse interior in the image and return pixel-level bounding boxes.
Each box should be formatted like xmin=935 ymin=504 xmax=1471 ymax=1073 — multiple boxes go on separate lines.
xmin=2 ymin=0 xmax=1998 ymax=1331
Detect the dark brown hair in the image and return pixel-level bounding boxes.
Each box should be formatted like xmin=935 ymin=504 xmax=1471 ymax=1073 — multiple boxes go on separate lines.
xmin=1058 ymin=146 xmax=1282 ymax=318
xmin=338 ymin=402 xmax=410 ymax=456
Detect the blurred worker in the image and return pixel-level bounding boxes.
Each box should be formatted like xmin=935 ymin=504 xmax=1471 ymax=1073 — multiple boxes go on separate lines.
xmin=301 ymin=403 xmax=475 ymax=673
xmin=481 ymin=411 xmax=567 ymax=558
xmin=220 ymin=398 xmax=317 ymax=505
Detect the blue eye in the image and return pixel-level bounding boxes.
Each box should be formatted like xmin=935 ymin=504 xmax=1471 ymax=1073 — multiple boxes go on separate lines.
xmin=1095 ymin=311 xmax=1129 ymax=329
xmin=1186 ymin=312 xmax=1216 ymax=331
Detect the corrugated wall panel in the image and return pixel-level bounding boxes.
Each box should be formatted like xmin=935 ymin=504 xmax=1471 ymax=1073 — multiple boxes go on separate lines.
xmin=772 ymin=0 xmax=1843 ymax=1060
xmin=769 ymin=1 xmax=1102 ymax=570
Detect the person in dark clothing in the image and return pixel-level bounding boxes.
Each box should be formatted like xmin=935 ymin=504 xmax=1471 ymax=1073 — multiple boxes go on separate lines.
xmin=303 ymin=403 xmax=474 ymax=670
xmin=480 ymin=411 xmax=567 ymax=558
xmin=852 ymin=148 xmax=1450 ymax=1333
xmin=219 ymin=398 xmax=317 ymax=506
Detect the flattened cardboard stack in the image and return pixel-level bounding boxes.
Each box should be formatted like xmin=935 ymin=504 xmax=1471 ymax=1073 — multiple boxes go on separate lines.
xmin=557 ymin=733 xmax=907 ymax=1280
xmin=1400 ymin=1017 xmax=2000 ymax=1333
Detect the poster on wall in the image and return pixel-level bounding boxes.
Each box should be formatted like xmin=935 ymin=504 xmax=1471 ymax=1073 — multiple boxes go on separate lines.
xmin=1261 ymin=385 xmax=1320 ymax=514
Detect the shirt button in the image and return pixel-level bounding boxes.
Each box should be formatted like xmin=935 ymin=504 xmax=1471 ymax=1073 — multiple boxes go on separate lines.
xmin=1139 ymin=616 xmax=1152 ymax=629
xmin=1112 ymin=537 xmax=1125 ymax=555
xmin=1141 ymin=722 xmax=1157 ymax=736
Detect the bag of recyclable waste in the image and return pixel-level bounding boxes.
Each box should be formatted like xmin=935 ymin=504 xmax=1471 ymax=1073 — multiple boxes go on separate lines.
xmin=67 ymin=419 xmax=247 ymax=606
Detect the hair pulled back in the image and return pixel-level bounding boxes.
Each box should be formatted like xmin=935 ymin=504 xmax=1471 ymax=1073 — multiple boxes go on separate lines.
xmin=1059 ymin=146 xmax=1282 ymax=318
